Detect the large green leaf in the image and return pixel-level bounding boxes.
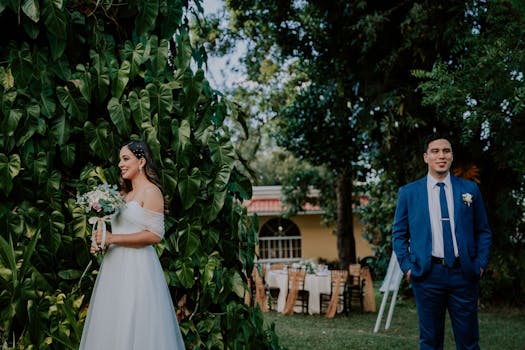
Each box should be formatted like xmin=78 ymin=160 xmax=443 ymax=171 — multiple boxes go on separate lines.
xmin=30 ymin=152 xmax=49 ymax=186
xmin=171 ymin=118 xmax=191 ymax=155
xmin=42 ymin=0 xmax=65 ymax=34
xmin=146 ymin=82 xmax=172 ymax=118
xmin=9 ymin=43 xmax=33 ymax=86
xmin=0 ymin=67 xmax=14 ymax=90
xmin=22 ymin=16 xmax=40 ymax=39
xmin=67 ymin=199 xmax=89 ymax=238
xmin=112 ymin=60 xmax=130 ymax=99
xmin=175 ymin=29 xmax=192 ymax=72
xmin=0 ymin=153 xmax=21 ymax=195
xmin=208 ymin=137 xmax=235 ymax=167
xmin=5 ymin=108 xmax=22 ymax=138
xmin=16 ymin=103 xmax=41 ymax=146
xmin=90 ymin=51 xmax=110 ymax=101
xmin=19 ymin=228 xmax=39 ymax=279
xmin=0 ymin=235 xmax=17 ymax=282
xmin=60 ymin=143 xmax=75 ymax=167
xmin=206 ymin=190 xmax=227 ymax=224
xmin=213 ymin=164 xmax=231 ymax=192
xmin=135 ymin=0 xmax=159 ymax=36
xmin=40 ymin=85 xmax=56 ymax=118
xmin=50 ymin=111 xmax=71 ymax=145
xmin=128 ymin=89 xmax=150 ymax=128
xmin=83 ymin=120 xmax=112 ymax=159
xmin=174 ymin=257 xmax=195 ymax=289
xmin=7 ymin=212 xmax=25 ymax=237
xmin=1 ymin=89 xmax=17 ymax=116
xmin=121 ymin=41 xmax=146 ymax=78
xmin=151 ymin=38 xmax=169 ymax=74
xmin=107 ymin=97 xmax=131 ymax=136
xmin=75 ymin=65 xmax=92 ymax=102
xmin=56 ymin=85 xmax=88 ymax=121
xmin=200 ymin=253 xmax=221 ymax=286
xmin=178 ymin=222 xmax=201 ymax=257
xmin=22 ymin=0 xmax=40 ymax=22
xmin=230 ymin=271 xmax=245 ymax=298
xmin=158 ymin=0 xmax=183 ymax=38
xmin=181 ymin=69 xmax=205 ymax=118
xmin=57 ymin=269 xmax=82 ymax=280
xmin=161 ymin=158 xmax=177 ymax=196
xmin=46 ymin=171 xmax=62 ymax=209
xmin=41 ymin=0 xmax=66 ymax=59
xmin=142 ymin=117 xmax=162 ymax=165
xmin=178 ymin=167 xmax=201 ymax=210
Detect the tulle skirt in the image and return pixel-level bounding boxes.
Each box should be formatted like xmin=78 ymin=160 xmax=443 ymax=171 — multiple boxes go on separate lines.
xmin=79 ymin=245 xmax=185 ymax=350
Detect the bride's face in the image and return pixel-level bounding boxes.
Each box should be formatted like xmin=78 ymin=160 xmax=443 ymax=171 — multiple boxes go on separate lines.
xmin=118 ymin=146 xmax=141 ymax=180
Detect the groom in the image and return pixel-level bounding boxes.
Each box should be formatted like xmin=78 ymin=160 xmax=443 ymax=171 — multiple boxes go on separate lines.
xmin=392 ymin=133 xmax=492 ymax=349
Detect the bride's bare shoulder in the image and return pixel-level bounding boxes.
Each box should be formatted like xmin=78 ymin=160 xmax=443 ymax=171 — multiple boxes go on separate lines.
xmin=142 ymin=185 xmax=164 ymax=213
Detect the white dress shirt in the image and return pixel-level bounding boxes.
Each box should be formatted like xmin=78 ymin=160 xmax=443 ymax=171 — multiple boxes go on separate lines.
xmin=427 ymin=173 xmax=459 ymax=258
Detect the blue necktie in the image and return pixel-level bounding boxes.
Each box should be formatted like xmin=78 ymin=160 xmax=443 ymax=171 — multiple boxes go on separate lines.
xmin=437 ymin=183 xmax=455 ymax=267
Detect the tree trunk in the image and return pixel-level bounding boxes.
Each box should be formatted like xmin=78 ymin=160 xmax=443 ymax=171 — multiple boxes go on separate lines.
xmin=336 ymin=169 xmax=356 ymax=269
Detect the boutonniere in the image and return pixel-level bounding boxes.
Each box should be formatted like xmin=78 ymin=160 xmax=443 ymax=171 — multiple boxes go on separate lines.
xmin=462 ymin=193 xmax=473 ymax=207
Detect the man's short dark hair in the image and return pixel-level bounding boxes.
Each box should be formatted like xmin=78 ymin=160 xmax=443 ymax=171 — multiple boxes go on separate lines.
xmin=423 ymin=132 xmax=453 ymax=152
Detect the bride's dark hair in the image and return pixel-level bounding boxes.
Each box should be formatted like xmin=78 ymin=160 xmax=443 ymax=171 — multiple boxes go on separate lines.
xmin=120 ymin=140 xmax=163 ymax=194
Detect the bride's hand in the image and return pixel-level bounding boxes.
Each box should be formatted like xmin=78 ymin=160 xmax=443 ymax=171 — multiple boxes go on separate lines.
xmin=93 ymin=228 xmax=113 ymax=248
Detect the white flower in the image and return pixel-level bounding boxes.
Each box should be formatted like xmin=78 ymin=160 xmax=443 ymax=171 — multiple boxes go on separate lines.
xmin=462 ymin=193 xmax=473 ymax=207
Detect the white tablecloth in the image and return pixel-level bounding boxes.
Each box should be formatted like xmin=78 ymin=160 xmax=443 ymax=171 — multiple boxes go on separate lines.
xmin=265 ymin=270 xmax=331 ymax=314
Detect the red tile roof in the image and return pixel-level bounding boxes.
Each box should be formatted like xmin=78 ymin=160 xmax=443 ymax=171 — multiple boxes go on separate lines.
xmin=245 ymin=198 xmax=322 ymax=214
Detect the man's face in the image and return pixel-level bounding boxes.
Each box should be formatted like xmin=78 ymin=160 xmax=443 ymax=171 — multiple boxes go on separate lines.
xmin=424 ymin=138 xmax=453 ymax=178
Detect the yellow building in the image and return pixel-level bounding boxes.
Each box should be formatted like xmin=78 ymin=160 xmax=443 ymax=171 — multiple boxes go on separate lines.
xmin=245 ymin=186 xmax=374 ymax=264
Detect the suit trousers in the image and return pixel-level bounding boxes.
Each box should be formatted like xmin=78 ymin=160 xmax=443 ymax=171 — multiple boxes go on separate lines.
xmin=411 ymin=262 xmax=480 ymax=350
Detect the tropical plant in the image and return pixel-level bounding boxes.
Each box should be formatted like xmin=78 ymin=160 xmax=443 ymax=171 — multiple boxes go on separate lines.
xmin=0 ymin=0 xmax=280 ymax=348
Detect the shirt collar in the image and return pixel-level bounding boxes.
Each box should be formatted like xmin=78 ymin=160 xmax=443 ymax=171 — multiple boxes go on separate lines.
xmin=427 ymin=172 xmax=452 ymax=189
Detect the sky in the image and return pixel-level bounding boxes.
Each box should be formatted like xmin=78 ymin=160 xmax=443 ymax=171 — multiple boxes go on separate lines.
xmin=201 ymin=0 xmax=245 ymax=90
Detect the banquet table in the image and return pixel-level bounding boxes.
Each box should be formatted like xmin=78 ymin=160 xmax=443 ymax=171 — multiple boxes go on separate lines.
xmin=265 ymin=269 xmax=331 ymax=314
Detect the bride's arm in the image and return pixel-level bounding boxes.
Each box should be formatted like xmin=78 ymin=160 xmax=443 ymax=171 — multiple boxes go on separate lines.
xmin=91 ymin=230 xmax=160 ymax=252
xmin=107 ymin=230 xmax=161 ymax=247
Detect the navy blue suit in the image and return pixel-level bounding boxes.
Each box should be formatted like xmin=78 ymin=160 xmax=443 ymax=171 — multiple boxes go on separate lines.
xmin=392 ymin=175 xmax=492 ymax=349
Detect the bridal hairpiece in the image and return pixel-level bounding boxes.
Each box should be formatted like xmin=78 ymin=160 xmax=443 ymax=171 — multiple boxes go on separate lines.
xmin=131 ymin=143 xmax=146 ymax=159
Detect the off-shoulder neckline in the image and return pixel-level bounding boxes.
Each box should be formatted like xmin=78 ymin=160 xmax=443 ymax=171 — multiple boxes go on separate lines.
xmin=126 ymin=200 xmax=164 ymax=216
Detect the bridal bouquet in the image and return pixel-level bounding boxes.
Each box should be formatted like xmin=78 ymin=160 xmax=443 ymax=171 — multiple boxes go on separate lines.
xmin=76 ymin=183 xmax=126 ymax=254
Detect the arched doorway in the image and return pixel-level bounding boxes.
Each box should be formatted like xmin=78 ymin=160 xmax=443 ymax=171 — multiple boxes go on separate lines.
xmin=258 ymin=217 xmax=301 ymax=262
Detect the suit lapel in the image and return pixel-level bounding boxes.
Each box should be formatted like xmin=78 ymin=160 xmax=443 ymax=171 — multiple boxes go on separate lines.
xmin=419 ymin=176 xmax=431 ymax=235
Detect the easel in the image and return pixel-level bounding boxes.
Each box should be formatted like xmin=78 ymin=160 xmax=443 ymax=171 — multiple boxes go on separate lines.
xmin=373 ymin=252 xmax=404 ymax=332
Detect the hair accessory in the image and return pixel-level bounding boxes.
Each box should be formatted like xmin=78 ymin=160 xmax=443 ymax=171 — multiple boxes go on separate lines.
xmin=130 ymin=143 xmax=146 ymax=159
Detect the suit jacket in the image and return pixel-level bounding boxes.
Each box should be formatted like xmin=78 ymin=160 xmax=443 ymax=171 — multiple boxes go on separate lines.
xmin=392 ymin=175 xmax=492 ymax=281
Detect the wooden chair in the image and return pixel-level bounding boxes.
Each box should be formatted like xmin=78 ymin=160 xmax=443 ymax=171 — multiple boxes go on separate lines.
xmin=346 ymin=263 xmax=364 ymax=312
xmin=283 ymin=269 xmax=309 ymax=314
xmin=251 ymin=266 xmax=269 ymax=312
xmin=267 ymin=263 xmax=286 ymax=311
xmin=319 ymin=269 xmax=349 ymax=317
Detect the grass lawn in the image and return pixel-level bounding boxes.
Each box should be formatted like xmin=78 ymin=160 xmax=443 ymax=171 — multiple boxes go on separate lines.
xmin=263 ymin=296 xmax=525 ymax=350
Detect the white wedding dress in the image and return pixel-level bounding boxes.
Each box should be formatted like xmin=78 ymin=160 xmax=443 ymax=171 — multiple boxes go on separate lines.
xmin=79 ymin=201 xmax=185 ymax=350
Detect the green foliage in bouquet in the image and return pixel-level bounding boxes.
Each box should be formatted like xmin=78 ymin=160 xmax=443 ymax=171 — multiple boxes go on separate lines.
xmin=0 ymin=1 xmax=279 ymax=348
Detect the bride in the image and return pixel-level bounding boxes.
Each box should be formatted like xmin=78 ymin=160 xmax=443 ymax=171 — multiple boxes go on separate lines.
xmin=79 ymin=141 xmax=186 ymax=349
